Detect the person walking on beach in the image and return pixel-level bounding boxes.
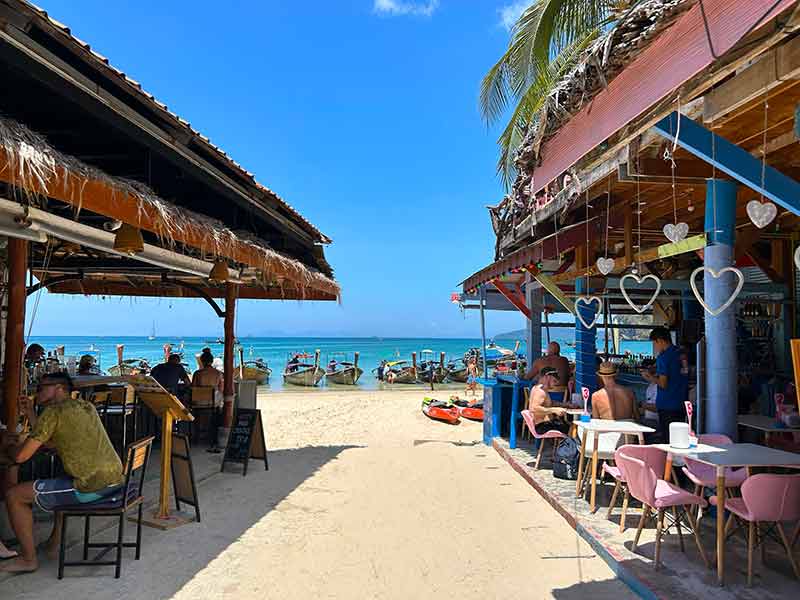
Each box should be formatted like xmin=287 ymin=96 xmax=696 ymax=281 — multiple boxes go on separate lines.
xmin=640 ymin=327 xmax=687 ymax=442
xmin=1 ymin=372 xmax=123 ymax=574
xmin=528 ymin=367 xmax=570 ymax=435
xmin=465 ymin=358 xmax=478 ymax=397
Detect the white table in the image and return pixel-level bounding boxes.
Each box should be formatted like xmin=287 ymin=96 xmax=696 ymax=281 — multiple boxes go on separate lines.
xmin=681 ymin=443 xmax=800 ymax=585
xmin=574 ymin=419 xmax=655 ymax=512
xmin=651 ymin=443 xmax=727 ymax=481
xmin=738 ymin=415 xmax=800 ymax=445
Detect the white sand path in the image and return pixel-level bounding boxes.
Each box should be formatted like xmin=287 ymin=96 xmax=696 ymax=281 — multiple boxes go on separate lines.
xmin=3 ymin=389 xmax=635 ymax=599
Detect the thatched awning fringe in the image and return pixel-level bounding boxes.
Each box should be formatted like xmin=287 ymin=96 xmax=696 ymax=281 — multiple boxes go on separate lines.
xmin=0 ymin=116 xmax=339 ymax=299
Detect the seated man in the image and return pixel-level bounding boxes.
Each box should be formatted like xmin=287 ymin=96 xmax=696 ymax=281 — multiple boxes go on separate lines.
xmin=192 ymin=349 xmax=223 ymax=393
xmin=150 ymin=353 xmax=190 ymax=393
xmin=592 ymin=362 xmax=640 ymax=421
xmin=524 ymin=342 xmax=570 ymax=388
xmin=1 ymin=372 xmax=124 ymax=573
xmin=528 ymin=367 xmax=570 ymax=435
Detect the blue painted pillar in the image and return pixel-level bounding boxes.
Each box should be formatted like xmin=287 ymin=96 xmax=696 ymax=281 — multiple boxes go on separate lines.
xmin=681 ymin=289 xmax=702 ymax=321
xmin=574 ymin=278 xmax=597 ymax=398
xmin=704 ymin=179 xmax=738 ymax=439
xmin=525 ymin=274 xmax=543 ymax=368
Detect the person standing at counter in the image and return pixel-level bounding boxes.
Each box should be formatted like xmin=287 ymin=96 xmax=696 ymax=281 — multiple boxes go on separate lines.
xmin=640 ymin=327 xmax=687 ymax=442
xmin=525 ymin=342 xmax=570 ymax=386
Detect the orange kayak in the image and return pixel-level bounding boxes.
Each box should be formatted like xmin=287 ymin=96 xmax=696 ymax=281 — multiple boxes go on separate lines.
xmin=422 ymin=399 xmax=460 ymax=424
xmin=458 ymin=405 xmax=484 ymax=421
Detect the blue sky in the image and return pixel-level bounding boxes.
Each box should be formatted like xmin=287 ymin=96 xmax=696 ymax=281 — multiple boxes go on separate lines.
xmin=27 ymin=0 xmax=531 ymax=338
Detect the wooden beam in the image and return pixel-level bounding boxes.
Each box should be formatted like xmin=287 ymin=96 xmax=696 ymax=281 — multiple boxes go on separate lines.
xmin=493 ymin=280 xmax=531 ymax=320
xmin=704 ymin=34 xmax=800 ymax=123
xmin=223 ymin=283 xmax=236 ymax=430
xmin=3 ymin=238 xmax=27 ymax=430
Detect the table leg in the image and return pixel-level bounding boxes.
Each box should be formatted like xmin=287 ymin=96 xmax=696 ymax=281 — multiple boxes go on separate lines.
xmin=575 ymin=429 xmax=588 ymax=497
xmin=637 ymin=433 xmax=644 ymax=445
xmin=664 ymin=454 xmax=673 ymax=481
xmin=590 ymin=432 xmax=599 ymax=512
xmin=716 ymin=467 xmax=726 ymax=586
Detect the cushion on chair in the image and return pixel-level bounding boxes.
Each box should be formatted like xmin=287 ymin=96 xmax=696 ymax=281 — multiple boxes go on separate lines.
xmin=653 ymin=479 xmax=707 ymax=509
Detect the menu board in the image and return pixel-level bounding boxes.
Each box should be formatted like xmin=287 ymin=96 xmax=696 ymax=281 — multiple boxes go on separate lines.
xmin=221 ymin=408 xmax=269 ymax=476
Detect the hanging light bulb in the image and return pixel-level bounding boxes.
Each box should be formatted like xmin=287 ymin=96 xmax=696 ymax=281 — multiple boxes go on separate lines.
xmin=113 ymin=224 xmax=144 ymax=255
xmin=208 ymin=259 xmax=229 ymax=283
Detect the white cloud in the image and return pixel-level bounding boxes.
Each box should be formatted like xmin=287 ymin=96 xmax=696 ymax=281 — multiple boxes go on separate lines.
xmin=373 ymin=0 xmax=439 ymax=17
xmin=498 ymin=1 xmax=530 ymax=30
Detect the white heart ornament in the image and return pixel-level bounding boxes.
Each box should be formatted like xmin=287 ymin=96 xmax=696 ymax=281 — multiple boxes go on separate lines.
xmin=795 ymin=245 xmax=800 ymax=271
xmin=663 ymin=222 xmax=689 ymax=243
xmin=620 ymin=273 xmax=661 ymax=314
xmin=596 ymin=257 xmax=615 ymax=275
xmin=575 ymin=296 xmax=602 ymax=329
xmin=746 ymin=200 xmax=777 ymax=229
xmin=690 ymin=266 xmax=744 ymax=317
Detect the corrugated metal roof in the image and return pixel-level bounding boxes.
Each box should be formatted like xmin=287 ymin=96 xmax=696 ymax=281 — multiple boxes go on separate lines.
xmin=14 ymin=0 xmax=331 ymax=245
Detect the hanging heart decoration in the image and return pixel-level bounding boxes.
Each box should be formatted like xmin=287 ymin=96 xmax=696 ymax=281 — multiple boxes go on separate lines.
xmin=620 ymin=273 xmax=662 ymax=314
xmin=745 ymin=200 xmax=777 ymax=229
xmin=689 ymin=266 xmax=745 ymax=316
xmin=596 ymin=257 xmax=615 ymax=275
xmin=794 ymin=245 xmax=800 ymax=271
xmin=663 ymin=222 xmax=689 ymax=243
xmin=575 ymin=296 xmax=602 ymax=329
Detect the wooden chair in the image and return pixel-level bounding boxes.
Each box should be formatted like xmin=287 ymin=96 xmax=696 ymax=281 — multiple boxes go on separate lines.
xmin=189 ymin=386 xmax=218 ymax=446
xmin=56 ymin=436 xmax=154 ymax=579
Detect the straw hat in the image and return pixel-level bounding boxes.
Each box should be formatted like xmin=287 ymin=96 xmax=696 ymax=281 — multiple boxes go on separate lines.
xmin=596 ymin=361 xmax=618 ymax=377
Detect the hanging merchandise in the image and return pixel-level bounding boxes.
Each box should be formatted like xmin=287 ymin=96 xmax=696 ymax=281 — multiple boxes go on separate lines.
xmin=690 ymin=266 xmax=745 ymax=316
xmin=663 ymin=222 xmax=689 ymax=243
xmin=596 ymin=185 xmax=615 ymax=275
xmin=747 ymin=92 xmax=777 ymax=229
xmin=746 ymin=200 xmax=777 ymax=229
xmin=620 ymin=273 xmax=662 ymax=314
xmin=575 ymin=296 xmax=602 ymax=329
xmin=596 ymin=257 xmax=615 ymax=275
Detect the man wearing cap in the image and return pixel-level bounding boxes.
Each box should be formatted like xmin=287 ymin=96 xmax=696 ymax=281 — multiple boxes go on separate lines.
xmin=528 ymin=367 xmax=570 ymax=435
xmin=592 ymin=362 xmax=639 ymax=421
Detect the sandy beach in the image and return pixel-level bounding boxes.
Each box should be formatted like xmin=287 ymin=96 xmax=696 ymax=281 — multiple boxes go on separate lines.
xmin=3 ymin=388 xmax=634 ymax=599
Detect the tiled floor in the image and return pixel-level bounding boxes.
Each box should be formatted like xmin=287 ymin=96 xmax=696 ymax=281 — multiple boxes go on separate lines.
xmin=494 ymin=437 xmax=799 ymax=600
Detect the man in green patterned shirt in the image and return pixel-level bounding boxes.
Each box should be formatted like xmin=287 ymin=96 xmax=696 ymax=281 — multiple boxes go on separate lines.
xmin=1 ymin=372 xmax=123 ymax=573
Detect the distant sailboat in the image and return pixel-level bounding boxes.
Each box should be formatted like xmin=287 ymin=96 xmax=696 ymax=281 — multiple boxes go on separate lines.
xmin=148 ymin=321 xmax=156 ymax=341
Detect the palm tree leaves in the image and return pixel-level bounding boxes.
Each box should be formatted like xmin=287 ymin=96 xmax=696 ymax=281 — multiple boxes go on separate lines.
xmin=481 ymin=1 xmax=639 ymax=188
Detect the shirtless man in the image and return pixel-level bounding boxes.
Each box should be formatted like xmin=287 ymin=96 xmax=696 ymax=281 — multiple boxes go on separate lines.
xmin=592 ymin=361 xmax=640 ymax=421
xmin=527 ymin=367 xmax=570 ymax=435
xmin=525 ymin=342 xmax=570 ymax=387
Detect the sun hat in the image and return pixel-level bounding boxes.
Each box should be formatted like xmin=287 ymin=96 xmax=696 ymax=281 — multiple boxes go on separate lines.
xmin=596 ymin=361 xmax=618 ymax=377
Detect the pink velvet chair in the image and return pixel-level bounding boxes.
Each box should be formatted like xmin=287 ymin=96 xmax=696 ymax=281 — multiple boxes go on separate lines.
xmin=683 ymin=434 xmax=747 ymax=517
xmin=616 ymin=445 xmax=709 ymax=570
xmin=709 ymin=474 xmax=800 ymax=586
xmin=521 ymin=409 xmax=567 ymax=470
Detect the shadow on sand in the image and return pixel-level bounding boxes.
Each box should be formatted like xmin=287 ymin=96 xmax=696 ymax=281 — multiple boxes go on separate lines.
xmin=2 ymin=444 xmax=359 ymax=600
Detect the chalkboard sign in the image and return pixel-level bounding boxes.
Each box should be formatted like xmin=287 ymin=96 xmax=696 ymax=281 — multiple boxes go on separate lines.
xmin=220 ymin=408 xmax=269 ymax=476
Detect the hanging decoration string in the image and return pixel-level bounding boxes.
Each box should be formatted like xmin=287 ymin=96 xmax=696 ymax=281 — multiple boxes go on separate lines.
xmin=746 ymin=86 xmax=778 ymax=228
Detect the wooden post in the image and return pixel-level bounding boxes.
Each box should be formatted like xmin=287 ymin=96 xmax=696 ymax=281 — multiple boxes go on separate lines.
xmin=3 ymin=238 xmax=27 ymax=429
xmin=157 ymin=409 xmax=174 ymax=519
xmin=223 ymin=282 xmax=237 ymax=428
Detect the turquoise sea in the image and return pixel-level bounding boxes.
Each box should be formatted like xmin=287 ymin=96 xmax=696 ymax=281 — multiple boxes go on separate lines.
xmin=28 ymin=334 xmax=653 ymax=391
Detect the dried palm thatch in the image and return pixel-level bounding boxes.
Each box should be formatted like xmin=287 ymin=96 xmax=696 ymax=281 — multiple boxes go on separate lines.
xmin=0 ymin=115 xmax=339 ymax=299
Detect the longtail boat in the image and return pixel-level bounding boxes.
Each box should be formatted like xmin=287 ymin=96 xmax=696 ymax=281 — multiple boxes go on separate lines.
xmin=325 ymin=352 xmax=363 ymax=385
xmin=416 ymin=350 xmax=449 ymax=383
xmin=283 ymin=350 xmax=325 ymax=387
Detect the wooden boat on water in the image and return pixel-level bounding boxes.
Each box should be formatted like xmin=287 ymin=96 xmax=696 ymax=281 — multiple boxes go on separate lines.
xmin=283 ymin=350 xmax=325 ymax=387
xmin=381 ymin=360 xmax=418 ymax=384
xmin=325 ymin=352 xmax=363 ymax=385
xmin=237 ymin=360 xmax=272 ymax=385
xmin=108 ymin=344 xmax=150 ymax=376
xmin=416 ymin=350 xmax=449 ymax=383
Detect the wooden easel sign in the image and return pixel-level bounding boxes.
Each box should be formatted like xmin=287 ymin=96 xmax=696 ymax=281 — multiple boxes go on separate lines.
xmin=221 ymin=408 xmax=269 ymax=476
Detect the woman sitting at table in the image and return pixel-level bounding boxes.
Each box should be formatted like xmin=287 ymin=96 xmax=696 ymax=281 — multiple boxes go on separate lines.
xmin=529 ymin=367 xmax=570 ymax=435
xmin=192 ymin=348 xmax=223 ymax=393
xmin=592 ymin=362 xmax=640 ymax=421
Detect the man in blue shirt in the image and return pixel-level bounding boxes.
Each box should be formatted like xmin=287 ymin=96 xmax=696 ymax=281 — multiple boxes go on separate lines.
xmin=641 ymin=327 xmax=687 ymax=442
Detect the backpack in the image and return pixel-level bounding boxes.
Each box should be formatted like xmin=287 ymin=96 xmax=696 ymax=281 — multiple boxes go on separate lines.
xmin=552 ymin=437 xmax=580 ymax=480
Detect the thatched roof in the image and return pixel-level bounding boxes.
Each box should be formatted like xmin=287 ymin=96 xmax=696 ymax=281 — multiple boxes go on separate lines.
xmin=510 ymin=0 xmax=693 ymax=198
xmin=0 ymin=115 xmax=340 ymax=298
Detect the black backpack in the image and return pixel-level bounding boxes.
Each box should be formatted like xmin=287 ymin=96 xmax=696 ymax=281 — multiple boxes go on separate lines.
xmin=552 ymin=437 xmax=580 ymax=480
